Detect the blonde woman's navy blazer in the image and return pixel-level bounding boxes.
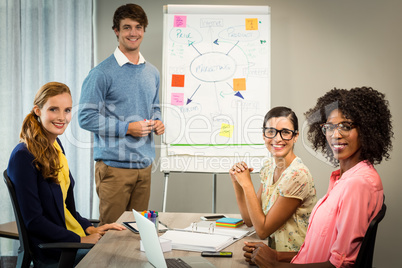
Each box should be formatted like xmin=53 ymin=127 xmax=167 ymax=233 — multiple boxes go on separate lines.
xmin=7 ymin=138 xmax=92 ymax=262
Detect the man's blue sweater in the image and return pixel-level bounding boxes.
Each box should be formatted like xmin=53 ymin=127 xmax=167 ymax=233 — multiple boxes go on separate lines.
xmin=78 ymin=54 xmax=161 ymax=169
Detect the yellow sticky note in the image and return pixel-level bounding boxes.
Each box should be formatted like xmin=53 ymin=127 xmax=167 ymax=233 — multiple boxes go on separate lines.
xmin=220 ymin=123 xmax=234 ymax=138
xmin=233 ymin=78 xmax=246 ymax=91
xmin=246 ymin=18 xmax=258 ymax=30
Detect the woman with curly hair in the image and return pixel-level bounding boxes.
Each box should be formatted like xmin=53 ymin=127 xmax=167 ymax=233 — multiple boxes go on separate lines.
xmin=242 ymin=86 xmax=393 ymax=268
xmin=7 ymin=82 xmax=125 ymax=267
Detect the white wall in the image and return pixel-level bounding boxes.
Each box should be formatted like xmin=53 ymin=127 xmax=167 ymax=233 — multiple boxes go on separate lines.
xmin=94 ymin=0 xmax=402 ymax=267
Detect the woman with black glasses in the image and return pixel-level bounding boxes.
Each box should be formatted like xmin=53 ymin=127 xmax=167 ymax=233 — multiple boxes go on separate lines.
xmin=243 ymin=87 xmax=392 ymax=268
xmin=229 ymin=106 xmax=317 ymax=252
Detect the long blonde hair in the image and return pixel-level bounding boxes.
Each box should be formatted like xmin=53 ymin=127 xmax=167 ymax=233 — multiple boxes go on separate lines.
xmin=20 ymin=82 xmax=71 ymax=183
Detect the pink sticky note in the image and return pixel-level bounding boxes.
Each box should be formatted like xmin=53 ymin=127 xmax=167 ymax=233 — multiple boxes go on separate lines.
xmin=171 ymin=93 xmax=184 ymax=106
xmin=174 ymin=15 xmax=187 ymax=28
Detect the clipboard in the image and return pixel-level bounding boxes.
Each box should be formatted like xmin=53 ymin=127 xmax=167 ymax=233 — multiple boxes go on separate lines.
xmin=123 ymin=221 xmax=169 ymax=234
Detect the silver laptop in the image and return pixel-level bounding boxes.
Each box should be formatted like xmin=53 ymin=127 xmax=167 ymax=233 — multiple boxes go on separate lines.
xmin=133 ymin=209 xmax=216 ymax=268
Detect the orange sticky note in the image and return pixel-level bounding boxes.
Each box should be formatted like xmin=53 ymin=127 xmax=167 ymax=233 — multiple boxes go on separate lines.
xmin=233 ymin=78 xmax=246 ymax=91
xmin=246 ymin=18 xmax=258 ymax=30
xmin=171 ymin=74 xmax=185 ymax=87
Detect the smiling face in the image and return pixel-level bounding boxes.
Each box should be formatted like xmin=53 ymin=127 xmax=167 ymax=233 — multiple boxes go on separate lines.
xmin=34 ymin=92 xmax=72 ymax=143
xmin=264 ymin=116 xmax=298 ymax=163
xmin=325 ymin=109 xmax=361 ymax=171
xmin=114 ymin=18 xmax=144 ymax=55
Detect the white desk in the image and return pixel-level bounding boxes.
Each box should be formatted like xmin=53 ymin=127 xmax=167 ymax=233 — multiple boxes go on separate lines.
xmin=77 ymin=212 xmax=261 ymax=267
xmin=0 ymin=221 xmax=18 ymax=240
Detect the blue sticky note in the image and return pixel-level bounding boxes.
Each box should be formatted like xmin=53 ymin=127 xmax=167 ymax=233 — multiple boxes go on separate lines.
xmin=216 ymin=218 xmax=243 ymax=224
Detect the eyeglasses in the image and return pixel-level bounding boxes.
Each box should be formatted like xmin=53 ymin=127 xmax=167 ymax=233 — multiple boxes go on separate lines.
xmin=320 ymin=122 xmax=356 ymax=137
xmin=262 ymin=127 xmax=297 ymax=141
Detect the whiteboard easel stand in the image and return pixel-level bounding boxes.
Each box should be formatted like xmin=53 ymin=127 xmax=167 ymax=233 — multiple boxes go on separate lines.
xmin=162 ymin=172 xmax=219 ymax=213
xmin=162 ymin=172 xmax=169 ymax=212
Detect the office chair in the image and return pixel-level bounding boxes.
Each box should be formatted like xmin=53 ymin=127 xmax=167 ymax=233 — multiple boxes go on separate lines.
xmin=354 ymin=200 xmax=387 ymax=268
xmin=3 ymin=170 xmax=94 ymax=268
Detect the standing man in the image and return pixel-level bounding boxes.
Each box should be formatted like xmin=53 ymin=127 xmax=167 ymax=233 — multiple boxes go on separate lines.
xmin=79 ymin=3 xmax=164 ymax=225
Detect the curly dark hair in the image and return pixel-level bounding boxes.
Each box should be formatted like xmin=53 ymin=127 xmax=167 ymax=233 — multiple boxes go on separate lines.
xmin=304 ymin=86 xmax=393 ymax=166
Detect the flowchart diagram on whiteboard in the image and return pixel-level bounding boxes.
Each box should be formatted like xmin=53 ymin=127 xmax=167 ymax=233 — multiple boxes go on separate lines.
xmin=161 ymin=5 xmax=270 ymax=172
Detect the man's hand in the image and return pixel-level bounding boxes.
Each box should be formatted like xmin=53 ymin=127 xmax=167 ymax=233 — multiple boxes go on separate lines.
xmin=152 ymin=120 xmax=165 ymax=135
xmin=127 ymin=120 xmax=153 ymax=137
xmin=127 ymin=120 xmax=165 ymax=137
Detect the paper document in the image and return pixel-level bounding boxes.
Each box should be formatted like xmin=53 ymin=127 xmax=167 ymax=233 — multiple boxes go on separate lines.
xmin=160 ymin=230 xmax=235 ymax=252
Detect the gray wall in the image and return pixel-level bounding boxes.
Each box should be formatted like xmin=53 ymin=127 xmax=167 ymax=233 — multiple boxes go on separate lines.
xmin=94 ymin=0 xmax=402 ymax=267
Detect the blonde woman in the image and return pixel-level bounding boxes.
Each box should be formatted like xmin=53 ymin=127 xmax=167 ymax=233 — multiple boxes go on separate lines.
xmin=7 ymin=82 xmax=125 ymax=267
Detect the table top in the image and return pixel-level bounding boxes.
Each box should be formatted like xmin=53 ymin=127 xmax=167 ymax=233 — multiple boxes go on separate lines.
xmin=0 ymin=221 xmax=19 ymax=240
xmin=77 ymin=212 xmax=261 ymax=268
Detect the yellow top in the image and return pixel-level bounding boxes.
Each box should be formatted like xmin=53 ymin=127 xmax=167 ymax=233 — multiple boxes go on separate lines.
xmin=54 ymin=141 xmax=86 ymax=237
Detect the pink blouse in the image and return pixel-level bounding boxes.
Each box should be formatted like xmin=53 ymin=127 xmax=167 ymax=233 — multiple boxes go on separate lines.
xmin=291 ymin=161 xmax=383 ymax=268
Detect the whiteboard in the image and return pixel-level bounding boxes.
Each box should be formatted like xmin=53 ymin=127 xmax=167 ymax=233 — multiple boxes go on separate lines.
xmin=160 ymin=5 xmax=270 ymax=172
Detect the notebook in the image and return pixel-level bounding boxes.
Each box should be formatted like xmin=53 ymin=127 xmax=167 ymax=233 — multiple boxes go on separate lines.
xmin=133 ymin=209 xmax=216 ymax=268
